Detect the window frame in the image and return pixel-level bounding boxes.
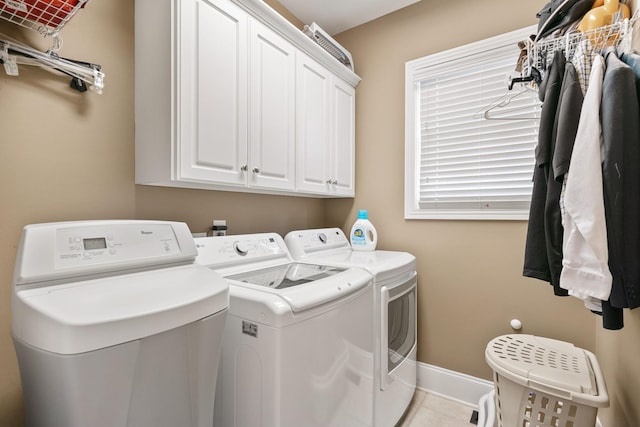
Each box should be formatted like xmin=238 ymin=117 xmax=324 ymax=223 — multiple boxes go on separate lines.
xmin=404 ymin=25 xmax=539 ymax=221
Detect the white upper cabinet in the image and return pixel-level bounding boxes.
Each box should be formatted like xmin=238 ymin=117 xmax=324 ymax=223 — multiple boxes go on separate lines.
xmin=135 ymin=0 xmax=359 ymax=197
xmin=296 ymin=54 xmax=331 ymax=195
xmin=296 ymin=54 xmax=355 ymax=197
xmin=178 ymin=0 xmax=248 ymax=186
xmin=249 ymin=19 xmax=296 ymax=191
xmin=330 ymin=77 xmax=356 ymax=196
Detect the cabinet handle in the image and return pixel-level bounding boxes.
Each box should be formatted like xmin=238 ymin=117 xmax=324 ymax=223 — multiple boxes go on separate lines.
xmin=327 ymin=179 xmax=338 ymax=185
xmin=332 ymin=180 xmax=338 ymax=185
xmin=252 ymin=167 xmax=260 ymax=174
xmin=240 ymin=165 xmax=248 ymax=172
xmin=326 ymin=179 xmax=333 ymax=185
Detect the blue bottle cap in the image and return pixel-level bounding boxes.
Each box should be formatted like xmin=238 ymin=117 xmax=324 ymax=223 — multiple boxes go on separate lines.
xmin=357 ymin=210 xmax=368 ymax=219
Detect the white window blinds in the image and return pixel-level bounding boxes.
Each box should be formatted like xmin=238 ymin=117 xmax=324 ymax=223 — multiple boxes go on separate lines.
xmin=405 ymin=26 xmax=541 ymax=220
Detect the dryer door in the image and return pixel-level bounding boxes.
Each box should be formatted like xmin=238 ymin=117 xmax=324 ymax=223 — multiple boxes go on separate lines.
xmin=380 ymin=272 xmax=417 ymax=390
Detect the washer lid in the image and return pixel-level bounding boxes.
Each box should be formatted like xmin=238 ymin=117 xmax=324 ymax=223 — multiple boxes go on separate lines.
xmin=309 ymin=250 xmax=416 ymax=283
xmin=12 ymin=264 xmax=229 ymax=355
xmin=226 ymin=264 xmax=371 ymax=312
xmin=227 ymin=262 xmax=347 ymax=289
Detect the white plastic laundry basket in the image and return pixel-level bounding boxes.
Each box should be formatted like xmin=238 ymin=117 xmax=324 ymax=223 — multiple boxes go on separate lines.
xmin=485 ymin=334 xmax=608 ymax=427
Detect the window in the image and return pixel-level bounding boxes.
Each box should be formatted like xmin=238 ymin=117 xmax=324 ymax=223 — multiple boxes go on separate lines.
xmin=405 ymin=25 xmax=541 ymax=220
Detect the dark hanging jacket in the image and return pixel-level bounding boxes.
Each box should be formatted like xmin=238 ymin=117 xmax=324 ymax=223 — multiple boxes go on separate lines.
xmin=523 ymin=50 xmax=567 ymax=296
xmin=536 ymin=0 xmax=597 ymax=39
xmin=599 ymin=48 xmax=640 ymax=330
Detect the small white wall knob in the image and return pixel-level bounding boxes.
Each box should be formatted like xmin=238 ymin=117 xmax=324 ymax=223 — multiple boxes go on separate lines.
xmin=510 ymin=319 xmax=522 ymax=330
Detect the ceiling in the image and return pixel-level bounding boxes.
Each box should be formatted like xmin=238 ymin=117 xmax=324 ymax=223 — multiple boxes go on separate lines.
xmin=276 ymin=0 xmax=421 ymax=35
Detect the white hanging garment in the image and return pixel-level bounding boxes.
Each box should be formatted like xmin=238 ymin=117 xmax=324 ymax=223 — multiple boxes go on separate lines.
xmin=559 ymin=54 xmax=612 ymax=310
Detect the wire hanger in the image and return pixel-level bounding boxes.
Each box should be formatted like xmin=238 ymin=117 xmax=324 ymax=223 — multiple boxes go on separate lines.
xmin=474 ymin=85 xmax=540 ymax=121
xmin=0 ymin=32 xmax=104 ymax=94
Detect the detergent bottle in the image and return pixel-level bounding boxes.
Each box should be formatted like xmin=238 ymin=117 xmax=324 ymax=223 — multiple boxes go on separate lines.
xmin=350 ymin=209 xmax=378 ymax=251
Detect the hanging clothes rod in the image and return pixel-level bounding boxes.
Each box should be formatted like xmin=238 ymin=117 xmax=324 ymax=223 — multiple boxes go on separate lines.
xmin=0 ymin=33 xmax=104 ymax=94
xmin=531 ymin=16 xmax=635 ymax=70
xmin=507 ymin=12 xmax=638 ymax=92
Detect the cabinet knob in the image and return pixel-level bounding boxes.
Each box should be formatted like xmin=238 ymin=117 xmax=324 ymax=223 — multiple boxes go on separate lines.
xmin=240 ymin=165 xmax=248 ymax=172
xmin=327 ymin=179 xmax=338 ymax=185
xmin=252 ymin=167 xmax=260 ymax=174
xmin=326 ymin=179 xmax=333 ymax=185
xmin=332 ymin=180 xmax=338 ymax=185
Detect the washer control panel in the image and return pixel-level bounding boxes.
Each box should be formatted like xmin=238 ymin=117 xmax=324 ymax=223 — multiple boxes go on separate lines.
xmin=55 ymin=223 xmax=181 ymax=268
xmin=14 ymin=220 xmax=197 ymax=286
xmin=284 ymin=228 xmax=351 ymax=258
xmin=195 ymin=233 xmax=288 ymax=268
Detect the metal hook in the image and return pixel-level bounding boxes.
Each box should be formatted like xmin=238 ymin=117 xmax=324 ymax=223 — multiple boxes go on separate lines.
xmin=46 ymin=35 xmax=63 ymax=55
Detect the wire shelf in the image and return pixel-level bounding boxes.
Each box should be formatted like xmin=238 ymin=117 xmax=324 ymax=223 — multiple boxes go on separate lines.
xmin=0 ymin=0 xmax=90 ymax=37
xmin=529 ymin=17 xmax=635 ymax=73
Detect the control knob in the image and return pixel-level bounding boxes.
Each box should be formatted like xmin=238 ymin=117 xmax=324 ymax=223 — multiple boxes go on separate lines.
xmin=233 ymin=241 xmax=250 ymax=256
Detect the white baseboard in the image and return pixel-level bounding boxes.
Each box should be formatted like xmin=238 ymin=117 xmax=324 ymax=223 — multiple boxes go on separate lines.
xmin=416 ymin=361 xmax=604 ymax=426
xmin=416 ymin=361 xmax=493 ymax=408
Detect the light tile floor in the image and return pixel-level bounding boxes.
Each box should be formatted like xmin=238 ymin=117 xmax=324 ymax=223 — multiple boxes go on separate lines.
xmin=396 ymin=390 xmax=477 ymax=427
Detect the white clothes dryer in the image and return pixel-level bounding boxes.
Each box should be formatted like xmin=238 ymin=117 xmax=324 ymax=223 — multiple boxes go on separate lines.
xmin=11 ymin=220 xmax=229 ymax=427
xmin=285 ymin=228 xmax=417 ymax=427
xmin=195 ymin=233 xmax=375 ymax=427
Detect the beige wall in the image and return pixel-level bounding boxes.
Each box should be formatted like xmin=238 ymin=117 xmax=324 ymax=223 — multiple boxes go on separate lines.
xmin=264 ymin=0 xmax=303 ymax=30
xmin=596 ymin=311 xmax=640 ymax=425
xmin=0 ymin=2 xmax=135 ymax=424
xmin=330 ymin=0 xmax=640 ymax=425
xmin=0 ymin=0 xmax=320 ymax=425
xmin=329 ymin=0 xmax=596 ymax=378
xmin=1 ymin=0 xmax=638 ymax=426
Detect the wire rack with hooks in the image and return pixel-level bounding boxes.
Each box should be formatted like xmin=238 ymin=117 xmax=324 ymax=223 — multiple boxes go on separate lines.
xmin=508 ymin=16 xmax=637 ymax=89
xmin=0 ymin=0 xmax=89 ymax=37
xmin=0 ymin=32 xmax=104 ymax=94
xmin=0 ymin=0 xmax=102 ymax=94
xmin=529 ymin=16 xmax=636 ymax=73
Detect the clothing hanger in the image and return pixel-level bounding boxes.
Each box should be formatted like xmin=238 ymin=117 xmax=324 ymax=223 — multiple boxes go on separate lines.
xmin=474 ymin=85 xmax=540 ymax=121
xmin=0 ymin=33 xmax=104 ymax=93
xmin=508 ymin=67 xmax=542 ymax=90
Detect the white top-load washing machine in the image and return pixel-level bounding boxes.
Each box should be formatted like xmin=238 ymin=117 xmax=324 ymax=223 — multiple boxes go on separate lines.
xmin=194 ymin=233 xmax=374 ymax=427
xmin=11 ymin=220 xmax=229 ymax=427
xmin=285 ymin=228 xmax=417 ymax=427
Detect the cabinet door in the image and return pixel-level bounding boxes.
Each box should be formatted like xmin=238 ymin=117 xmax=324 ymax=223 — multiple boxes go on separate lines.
xmin=330 ymin=78 xmax=355 ymax=197
xmin=295 ymin=54 xmax=331 ymax=194
xmin=249 ymin=19 xmax=296 ymax=191
xmin=177 ymin=0 xmax=248 ymax=186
